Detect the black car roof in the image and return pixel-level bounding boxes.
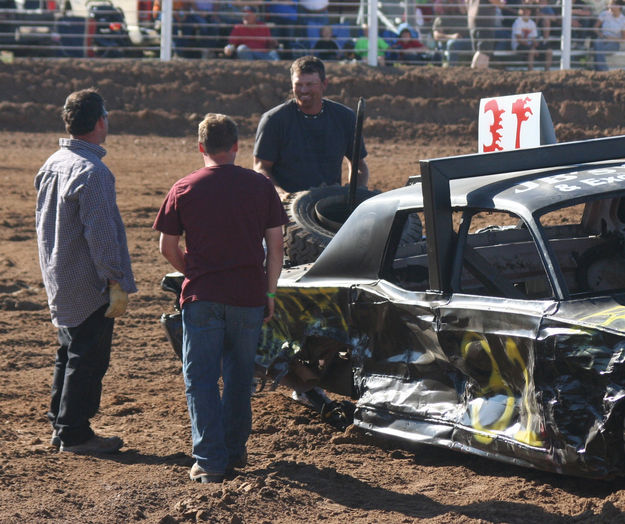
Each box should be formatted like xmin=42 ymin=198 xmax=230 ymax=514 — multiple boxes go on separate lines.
xmin=305 ymin=136 xmax=625 ymax=290
xmin=420 ymin=135 xmax=625 ymax=292
xmin=399 ymin=161 xmax=625 ymax=216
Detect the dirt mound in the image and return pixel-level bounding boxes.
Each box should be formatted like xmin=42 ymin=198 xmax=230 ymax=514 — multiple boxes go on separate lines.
xmin=2 ymin=59 xmax=625 ymax=142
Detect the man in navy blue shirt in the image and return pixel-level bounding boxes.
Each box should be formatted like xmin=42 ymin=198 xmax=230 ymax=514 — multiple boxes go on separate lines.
xmin=253 ymin=55 xmax=369 ymax=199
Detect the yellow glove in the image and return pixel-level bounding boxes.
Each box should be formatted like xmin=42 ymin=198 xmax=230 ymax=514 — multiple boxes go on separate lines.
xmin=104 ymin=282 xmax=128 ymax=318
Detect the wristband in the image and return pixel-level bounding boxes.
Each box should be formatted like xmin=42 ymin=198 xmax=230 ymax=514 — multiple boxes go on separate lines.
xmin=266 ymin=292 xmax=276 ymax=298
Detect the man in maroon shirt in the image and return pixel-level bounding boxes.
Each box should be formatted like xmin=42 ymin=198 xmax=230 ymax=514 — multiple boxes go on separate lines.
xmin=153 ymin=113 xmax=287 ymax=483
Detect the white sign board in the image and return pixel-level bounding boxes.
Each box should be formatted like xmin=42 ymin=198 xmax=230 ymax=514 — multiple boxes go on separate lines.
xmin=478 ymin=92 xmax=556 ymax=153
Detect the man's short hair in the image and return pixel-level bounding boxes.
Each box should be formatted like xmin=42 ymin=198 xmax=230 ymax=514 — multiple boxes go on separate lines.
xmin=290 ymin=55 xmax=326 ymax=82
xmin=63 ymin=89 xmax=106 ymax=136
xmin=198 ymin=113 xmax=238 ymax=155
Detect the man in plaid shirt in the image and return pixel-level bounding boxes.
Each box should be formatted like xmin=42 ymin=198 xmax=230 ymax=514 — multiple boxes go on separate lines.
xmin=35 ymin=88 xmax=136 ymax=455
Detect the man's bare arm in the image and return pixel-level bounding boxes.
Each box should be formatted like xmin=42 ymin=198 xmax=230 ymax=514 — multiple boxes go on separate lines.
xmin=159 ymin=233 xmax=185 ymax=274
xmin=433 ymin=29 xmax=462 ymax=41
xmin=264 ymin=225 xmax=284 ymax=322
xmin=254 ymin=156 xmax=288 ymax=200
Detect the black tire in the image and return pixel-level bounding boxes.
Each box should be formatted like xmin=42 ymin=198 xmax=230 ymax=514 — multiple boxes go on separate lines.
xmin=283 ymin=185 xmax=380 ymax=266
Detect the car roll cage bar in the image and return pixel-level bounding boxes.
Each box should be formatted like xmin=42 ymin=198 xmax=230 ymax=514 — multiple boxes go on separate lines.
xmin=419 ymin=135 xmax=625 ymax=294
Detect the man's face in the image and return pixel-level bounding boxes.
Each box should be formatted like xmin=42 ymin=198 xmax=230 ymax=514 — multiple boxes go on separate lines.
xmin=291 ymin=72 xmax=327 ymax=113
xmin=243 ymin=11 xmax=256 ymax=24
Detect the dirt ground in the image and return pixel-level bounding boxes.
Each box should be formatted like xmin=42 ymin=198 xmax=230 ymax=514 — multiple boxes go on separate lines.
xmin=2 ymin=58 xmax=625 ymax=523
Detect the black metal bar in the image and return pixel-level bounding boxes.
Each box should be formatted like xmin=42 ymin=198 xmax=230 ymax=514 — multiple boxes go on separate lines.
xmin=348 ymin=97 xmax=365 ymax=214
xmin=419 ymin=135 xmax=625 ymax=294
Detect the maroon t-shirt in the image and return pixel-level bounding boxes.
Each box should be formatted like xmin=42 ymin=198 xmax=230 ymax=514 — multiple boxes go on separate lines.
xmin=153 ymin=164 xmax=287 ymax=307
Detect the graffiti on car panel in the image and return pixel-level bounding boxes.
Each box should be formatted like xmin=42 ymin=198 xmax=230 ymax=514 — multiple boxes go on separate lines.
xmin=579 ymin=305 xmax=625 ymax=331
xmin=460 ymin=332 xmax=544 ymax=448
xmin=258 ymin=286 xmax=350 ymax=371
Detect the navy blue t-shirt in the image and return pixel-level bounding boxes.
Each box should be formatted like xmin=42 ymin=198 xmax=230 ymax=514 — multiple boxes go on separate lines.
xmin=254 ymin=99 xmax=367 ymax=193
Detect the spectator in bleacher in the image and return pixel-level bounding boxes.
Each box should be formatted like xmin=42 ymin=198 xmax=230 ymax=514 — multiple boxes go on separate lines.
xmin=332 ymin=16 xmax=354 ymax=50
xmin=195 ymin=0 xmax=216 ymax=21
xmin=192 ymin=0 xmax=221 ymax=56
xmin=571 ymin=0 xmax=594 ymax=48
xmin=342 ymin=39 xmax=358 ymax=62
xmin=532 ymin=0 xmax=556 ymax=31
xmin=432 ymin=0 xmax=472 ymax=66
xmin=153 ymin=0 xmax=216 ymax=58
xmin=381 ymin=0 xmax=416 ymax=30
xmin=224 ymin=5 xmax=280 ymax=60
xmin=413 ymin=0 xmax=435 ymax=36
xmin=389 ymin=25 xmax=438 ymax=65
xmin=313 ymin=25 xmax=341 ymax=60
xmin=467 ymin=0 xmax=507 ymax=68
xmin=498 ymin=0 xmax=523 ymax=49
xmin=354 ymin=24 xmax=389 ymax=65
xmin=531 ymin=0 xmax=554 ymax=70
xmin=214 ymin=1 xmax=245 ymax=49
xmin=592 ymin=0 xmax=625 ymax=71
xmin=511 ymin=4 xmax=539 ymax=70
xmin=298 ymin=0 xmax=329 ymax=47
xmin=265 ymin=0 xmax=298 ymax=58
xmin=433 ymin=0 xmax=446 ymax=16
xmin=215 ymin=0 xmax=242 ymax=24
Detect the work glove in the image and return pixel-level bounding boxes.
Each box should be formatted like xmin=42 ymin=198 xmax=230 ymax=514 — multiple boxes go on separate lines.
xmin=104 ymin=282 xmax=129 ymax=318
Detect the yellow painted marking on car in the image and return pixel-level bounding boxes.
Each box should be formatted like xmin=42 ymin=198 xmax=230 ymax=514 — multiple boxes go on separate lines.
xmin=505 ymin=338 xmax=543 ymax=447
xmin=461 ymin=332 xmax=543 ymax=447
xmin=461 ymin=332 xmax=516 ymax=444
xmin=274 ymin=287 xmax=348 ymax=332
xmin=579 ymin=305 xmax=625 ymax=329
xmin=259 ymin=287 xmax=349 ymax=361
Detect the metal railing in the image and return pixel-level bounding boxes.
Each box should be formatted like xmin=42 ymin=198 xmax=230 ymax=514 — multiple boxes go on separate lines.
xmin=0 ymin=0 xmax=621 ymax=71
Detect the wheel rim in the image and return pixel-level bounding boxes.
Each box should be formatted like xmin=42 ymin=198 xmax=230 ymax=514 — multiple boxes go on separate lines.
xmin=314 ymin=195 xmax=351 ymax=233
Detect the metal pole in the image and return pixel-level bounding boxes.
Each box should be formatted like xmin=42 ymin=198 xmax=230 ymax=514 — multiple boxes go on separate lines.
xmin=160 ymin=0 xmax=173 ymax=62
xmin=348 ymin=97 xmax=366 ymax=214
xmin=367 ymin=0 xmax=378 ymax=66
xmin=561 ymin=0 xmax=572 ymax=70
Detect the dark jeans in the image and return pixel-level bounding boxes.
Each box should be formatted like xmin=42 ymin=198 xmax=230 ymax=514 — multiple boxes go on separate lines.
xmin=47 ymin=304 xmax=114 ymax=445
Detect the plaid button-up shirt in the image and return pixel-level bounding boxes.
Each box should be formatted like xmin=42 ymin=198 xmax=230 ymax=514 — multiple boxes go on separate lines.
xmin=35 ymin=138 xmax=136 ymax=328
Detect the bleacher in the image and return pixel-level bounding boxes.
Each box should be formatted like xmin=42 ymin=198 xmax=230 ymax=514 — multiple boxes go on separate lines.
xmin=0 ymin=0 xmax=624 ymax=69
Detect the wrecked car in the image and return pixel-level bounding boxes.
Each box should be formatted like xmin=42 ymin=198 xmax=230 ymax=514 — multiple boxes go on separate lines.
xmin=161 ymin=134 xmax=625 ymax=478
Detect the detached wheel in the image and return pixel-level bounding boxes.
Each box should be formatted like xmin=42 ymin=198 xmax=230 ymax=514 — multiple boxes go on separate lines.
xmin=284 ymin=185 xmax=379 ymax=266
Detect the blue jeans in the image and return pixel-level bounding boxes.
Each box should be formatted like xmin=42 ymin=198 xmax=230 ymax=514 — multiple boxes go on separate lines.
xmin=235 ymin=45 xmax=280 ymax=61
xmin=446 ymin=38 xmax=473 ymax=66
xmin=181 ymin=300 xmax=264 ymax=474
xmin=48 ymin=304 xmax=114 ymax=445
xmin=594 ymin=39 xmax=619 ymax=71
